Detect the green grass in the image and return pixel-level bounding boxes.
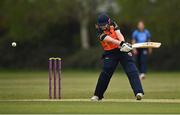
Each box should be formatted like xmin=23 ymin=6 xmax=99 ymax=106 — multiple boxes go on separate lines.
xmin=1 ymin=101 xmax=180 ymax=114
xmin=0 ymin=70 xmax=180 ymax=113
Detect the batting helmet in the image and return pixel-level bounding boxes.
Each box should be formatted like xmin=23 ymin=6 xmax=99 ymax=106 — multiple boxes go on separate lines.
xmin=97 ymin=14 xmax=110 ymax=26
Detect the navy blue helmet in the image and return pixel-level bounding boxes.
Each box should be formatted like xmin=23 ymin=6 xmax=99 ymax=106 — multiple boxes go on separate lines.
xmin=97 ymin=14 xmax=110 ymax=26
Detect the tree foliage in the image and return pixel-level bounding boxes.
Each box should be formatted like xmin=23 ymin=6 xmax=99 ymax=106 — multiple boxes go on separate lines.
xmin=0 ymin=0 xmax=179 ymax=70
xmin=117 ymin=0 xmax=180 ymax=45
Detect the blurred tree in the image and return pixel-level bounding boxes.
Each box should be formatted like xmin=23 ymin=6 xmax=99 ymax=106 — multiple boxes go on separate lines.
xmin=0 ymin=0 xmax=74 ymax=41
xmin=75 ymin=0 xmax=119 ymax=49
xmin=0 ymin=0 xmax=179 ymax=70
xmin=117 ymin=0 xmax=180 ymax=45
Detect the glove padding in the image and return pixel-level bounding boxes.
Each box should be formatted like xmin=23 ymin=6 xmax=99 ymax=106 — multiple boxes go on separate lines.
xmin=120 ymin=41 xmax=133 ymax=52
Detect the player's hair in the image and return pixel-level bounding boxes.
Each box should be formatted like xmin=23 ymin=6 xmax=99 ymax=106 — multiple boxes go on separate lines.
xmin=138 ymin=20 xmax=145 ymax=25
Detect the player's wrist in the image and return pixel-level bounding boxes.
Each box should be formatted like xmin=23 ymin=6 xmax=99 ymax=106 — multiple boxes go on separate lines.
xmin=119 ymin=41 xmax=125 ymax=47
xmin=120 ymin=41 xmax=132 ymax=47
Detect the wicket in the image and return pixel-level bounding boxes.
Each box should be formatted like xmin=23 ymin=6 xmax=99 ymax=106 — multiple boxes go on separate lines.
xmin=48 ymin=57 xmax=61 ymax=99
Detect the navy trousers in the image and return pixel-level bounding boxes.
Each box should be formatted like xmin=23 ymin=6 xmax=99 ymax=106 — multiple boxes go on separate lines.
xmin=137 ymin=49 xmax=148 ymax=74
xmin=94 ymin=49 xmax=144 ymax=99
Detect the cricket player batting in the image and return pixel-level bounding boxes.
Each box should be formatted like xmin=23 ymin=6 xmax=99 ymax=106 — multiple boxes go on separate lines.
xmin=91 ymin=14 xmax=144 ymax=101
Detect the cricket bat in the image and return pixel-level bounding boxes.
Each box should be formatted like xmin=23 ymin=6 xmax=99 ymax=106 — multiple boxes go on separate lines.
xmin=132 ymin=42 xmax=161 ymax=48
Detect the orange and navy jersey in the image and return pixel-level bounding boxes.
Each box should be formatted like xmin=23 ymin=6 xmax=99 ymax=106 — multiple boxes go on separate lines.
xmin=96 ymin=21 xmax=120 ymax=51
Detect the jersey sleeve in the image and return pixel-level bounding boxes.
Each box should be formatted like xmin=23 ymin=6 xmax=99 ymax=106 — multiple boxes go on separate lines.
xmin=132 ymin=30 xmax=137 ymax=41
xmin=96 ymin=28 xmax=107 ymax=41
xmin=145 ymin=29 xmax=151 ymax=40
xmin=111 ymin=21 xmax=120 ymax=31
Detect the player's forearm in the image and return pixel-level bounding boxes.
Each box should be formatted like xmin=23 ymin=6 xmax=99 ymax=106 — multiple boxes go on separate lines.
xmin=132 ymin=39 xmax=136 ymax=44
xmin=148 ymin=39 xmax=152 ymax=54
xmin=104 ymin=35 xmax=133 ymax=52
xmin=103 ymin=36 xmax=121 ymax=46
xmin=115 ymin=30 xmax=125 ymax=41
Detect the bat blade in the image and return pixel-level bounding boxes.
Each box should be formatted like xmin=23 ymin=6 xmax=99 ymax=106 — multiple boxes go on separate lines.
xmin=132 ymin=42 xmax=161 ymax=48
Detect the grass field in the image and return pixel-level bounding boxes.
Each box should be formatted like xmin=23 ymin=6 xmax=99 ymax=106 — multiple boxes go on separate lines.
xmin=0 ymin=70 xmax=180 ymax=114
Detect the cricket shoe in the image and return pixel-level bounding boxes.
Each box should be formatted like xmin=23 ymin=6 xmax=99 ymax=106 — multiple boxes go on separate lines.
xmin=91 ymin=96 xmax=100 ymax=101
xmin=136 ymin=93 xmax=143 ymax=100
xmin=139 ymin=73 xmax=146 ymax=80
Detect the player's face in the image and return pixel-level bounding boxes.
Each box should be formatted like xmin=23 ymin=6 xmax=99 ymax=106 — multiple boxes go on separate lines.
xmin=138 ymin=22 xmax=145 ymax=31
xmin=99 ymin=24 xmax=109 ymax=30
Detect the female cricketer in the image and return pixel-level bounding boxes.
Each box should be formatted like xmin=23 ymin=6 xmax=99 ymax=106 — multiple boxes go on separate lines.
xmin=91 ymin=14 xmax=144 ymax=101
xmin=132 ymin=21 xmax=152 ymax=80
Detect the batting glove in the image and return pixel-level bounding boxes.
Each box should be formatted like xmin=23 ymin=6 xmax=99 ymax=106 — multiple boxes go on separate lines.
xmin=120 ymin=41 xmax=133 ymax=52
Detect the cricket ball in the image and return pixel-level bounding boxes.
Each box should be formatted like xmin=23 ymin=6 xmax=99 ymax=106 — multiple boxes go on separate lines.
xmin=12 ymin=42 xmax=17 ymax=47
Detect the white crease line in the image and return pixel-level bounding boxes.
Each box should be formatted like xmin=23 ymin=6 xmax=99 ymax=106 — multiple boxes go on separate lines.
xmin=0 ymin=99 xmax=180 ymax=103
